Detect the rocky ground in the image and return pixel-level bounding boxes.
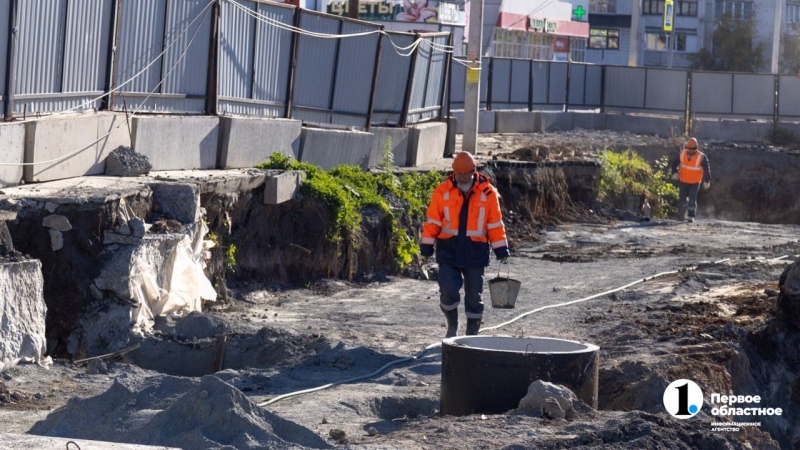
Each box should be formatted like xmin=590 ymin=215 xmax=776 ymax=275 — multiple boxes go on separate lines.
xmin=2 ymin=130 xmax=800 ymax=449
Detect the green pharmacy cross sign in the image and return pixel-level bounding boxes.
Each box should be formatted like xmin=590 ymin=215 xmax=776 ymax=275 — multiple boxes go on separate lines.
xmin=573 ymin=5 xmax=586 ymax=20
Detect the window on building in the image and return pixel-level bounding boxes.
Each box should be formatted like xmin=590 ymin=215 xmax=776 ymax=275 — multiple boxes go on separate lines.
xmin=643 ymin=0 xmax=697 ymax=16
xmin=645 ymin=32 xmax=698 ymax=52
xmin=788 ymin=4 xmax=800 ymax=24
xmin=589 ymin=28 xmax=620 ymax=49
xmin=715 ymin=1 xmax=753 ymax=19
xmin=492 ymin=28 xmax=553 ymax=60
xmin=570 ymin=38 xmax=587 ymax=62
xmin=589 ymin=0 xmax=616 ymax=14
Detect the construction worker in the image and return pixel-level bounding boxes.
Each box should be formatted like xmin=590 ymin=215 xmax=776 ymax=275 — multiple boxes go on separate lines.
xmin=420 ymin=152 xmax=510 ymax=338
xmin=671 ymin=137 xmax=711 ymax=223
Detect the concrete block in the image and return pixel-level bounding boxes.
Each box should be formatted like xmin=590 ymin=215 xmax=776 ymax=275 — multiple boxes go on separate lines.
xmin=370 ymin=127 xmax=410 ymax=167
xmin=131 ymin=116 xmax=219 ymax=171
xmin=0 ymin=260 xmax=46 ymax=371
xmin=540 ymin=112 xmax=575 ymax=132
xmin=452 ymin=110 xmax=496 ymax=134
xmin=149 ymin=182 xmax=201 ymax=224
xmin=496 ymin=111 xmax=538 ymax=133
xmin=573 ymin=112 xmax=607 ymax=130
xmin=691 ymin=120 xmax=772 ymax=143
xmin=0 ymin=123 xmax=24 ymax=187
xmin=264 ymin=171 xmax=306 ymax=205
xmin=606 ymin=114 xmax=684 ymax=138
xmin=408 ymin=122 xmax=447 ymax=167
xmin=218 ymin=117 xmax=301 ymax=169
xmin=24 ymin=113 xmax=130 ymax=183
xmin=299 ymin=128 xmax=375 ymax=170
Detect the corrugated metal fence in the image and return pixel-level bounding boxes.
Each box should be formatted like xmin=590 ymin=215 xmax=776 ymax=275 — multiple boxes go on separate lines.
xmin=450 ymin=57 xmax=800 ymax=129
xmin=1 ymin=0 xmax=450 ymax=130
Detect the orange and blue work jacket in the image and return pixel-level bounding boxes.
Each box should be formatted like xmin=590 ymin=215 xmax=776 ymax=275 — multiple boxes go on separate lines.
xmin=672 ymin=149 xmax=711 ymax=185
xmin=420 ymin=172 xmax=509 ymax=267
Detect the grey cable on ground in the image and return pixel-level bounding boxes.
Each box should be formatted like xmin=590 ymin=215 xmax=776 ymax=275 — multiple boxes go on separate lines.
xmin=258 ymin=255 xmax=798 ymax=407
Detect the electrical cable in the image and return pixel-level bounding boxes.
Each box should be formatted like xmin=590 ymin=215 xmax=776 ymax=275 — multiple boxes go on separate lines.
xmin=257 ymin=255 xmax=794 ymax=407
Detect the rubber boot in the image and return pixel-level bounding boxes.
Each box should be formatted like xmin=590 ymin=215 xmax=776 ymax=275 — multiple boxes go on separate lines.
xmin=466 ymin=319 xmax=481 ymax=336
xmin=441 ymin=307 xmax=458 ymax=338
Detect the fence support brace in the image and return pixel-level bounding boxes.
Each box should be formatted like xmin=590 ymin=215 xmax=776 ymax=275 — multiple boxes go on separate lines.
xmin=3 ymin=0 xmax=19 ymax=121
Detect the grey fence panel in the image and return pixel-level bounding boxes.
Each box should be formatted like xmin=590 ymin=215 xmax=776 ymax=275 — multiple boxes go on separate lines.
xmin=584 ymin=65 xmax=602 ymax=106
xmin=331 ymin=21 xmax=381 ymax=128
xmin=733 ymin=74 xmax=774 ymax=117
xmin=644 ymin=69 xmax=686 ymax=112
xmin=372 ymin=32 xmax=414 ymax=125
xmin=510 ymin=59 xmax=529 ymax=107
xmin=779 ymin=76 xmax=800 ymax=119
xmin=490 ymin=58 xmax=511 ymax=108
xmin=218 ymin=0 xmax=294 ymax=117
xmin=407 ymin=34 xmax=448 ymax=124
xmin=0 ymin=0 xmax=8 ymax=116
xmin=548 ymin=62 xmax=568 ymax=105
xmin=604 ymin=66 xmax=645 ymax=109
xmin=690 ymin=72 xmax=733 ymax=115
xmin=13 ymin=0 xmax=112 ymax=115
xmin=449 ymin=58 xmax=465 ymax=109
xmin=292 ymin=12 xmax=340 ymax=126
xmin=114 ymin=0 xmax=213 ymax=114
xmin=567 ymin=63 xmax=586 ymax=106
xmin=531 ymin=61 xmax=548 ymax=105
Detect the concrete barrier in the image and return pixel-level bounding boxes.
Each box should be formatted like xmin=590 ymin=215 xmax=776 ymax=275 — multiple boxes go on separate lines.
xmin=496 ymin=111 xmax=538 ymax=133
xmin=218 ymin=117 xmax=301 ymax=169
xmin=264 ymin=171 xmax=305 ymax=205
xmin=299 ymin=128 xmax=375 ymax=170
xmin=131 ymin=116 xmax=219 ymax=171
xmin=691 ymin=119 xmax=771 ymax=142
xmin=573 ymin=112 xmax=607 ymax=130
xmin=0 ymin=259 xmax=46 ymax=371
xmin=408 ymin=122 xmax=447 ymax=167
xmin=0 ymin=123 xmax=24 ymax=187
xmin=606 ymin=114 xmax=684 ymax=138
xmin=370 ymin=127 xmax=410 ymax=167
xmin=23 ymin=113 xmax=131 ymax=183
xmin=452 ymin=110 xmax=496 ymax=134
xmin=539 ymin=112 xmax=575 ymax=132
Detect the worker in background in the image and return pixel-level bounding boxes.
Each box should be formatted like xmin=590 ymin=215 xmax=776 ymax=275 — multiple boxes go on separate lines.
xmin=420 ymin=152 xmax=510 ymax=338
xmin=671 ymin=137 xmax=711 ymax=223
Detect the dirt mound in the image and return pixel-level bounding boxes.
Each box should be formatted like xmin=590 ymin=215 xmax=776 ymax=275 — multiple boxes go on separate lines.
xmin=778 ymin=262 xmax=800 ymax=329
xmin=29 ymin=374 xmax=331 ymax=449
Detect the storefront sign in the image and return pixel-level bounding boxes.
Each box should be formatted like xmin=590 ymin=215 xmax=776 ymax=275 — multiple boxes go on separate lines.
xmin=552 ymin=36 xmax=569 ymax=53
xmin=326 ymin=0 xmax=464 ymax=24
xmin=528 ymin=17 xmax=561 ymax=34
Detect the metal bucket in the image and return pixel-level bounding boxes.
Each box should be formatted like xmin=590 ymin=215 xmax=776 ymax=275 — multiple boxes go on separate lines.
xmin=489 ymin=276 xmax=521 ymax=309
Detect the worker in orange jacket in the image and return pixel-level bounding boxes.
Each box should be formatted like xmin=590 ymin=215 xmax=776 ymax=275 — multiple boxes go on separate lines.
xmin=420 ymin=152 xmax=510 ymax=337
xmin=671 ymin=137 xmax=711 ymax=223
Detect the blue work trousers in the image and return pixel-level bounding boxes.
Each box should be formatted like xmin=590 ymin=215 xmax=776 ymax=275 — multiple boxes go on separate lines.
xmin=679 ymin=182 xmax=701 ymax=218
xmin=438 ymin=263 xmax=485 ymax=320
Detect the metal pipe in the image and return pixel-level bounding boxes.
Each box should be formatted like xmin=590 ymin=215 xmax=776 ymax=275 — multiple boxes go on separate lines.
xmin=59 ymin=0 xmax=71 ymax=95
xmin=365 ymin=26 xmax=384 ymax=131
xmin=108 ymin=0 xmax=125 ymax=111
xmin=205 ymin=0 xmax=220 ymax=116
xmin=3 ymin=0 xmax=19 ymax=121
xmin=285 ymin=5 xmax=301 ymax=119
xmin=486 ymin=57 xmax=493 ymax=111
xmin=400 ymin=32 xmax=420 ymax=128
xmin=159 ymin=0 xmax=172 ymax=95
xmin=100 ymin=0 xmax=120 ymax=111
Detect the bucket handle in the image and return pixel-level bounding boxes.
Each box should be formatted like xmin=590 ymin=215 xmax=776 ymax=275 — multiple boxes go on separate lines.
xmin=497 ymin=255 xmax=511 ymax=280
xmin=525 ymin=342 xmax=535 ymax=356
xmin=514 ymin=327 xmax=524 ymax=338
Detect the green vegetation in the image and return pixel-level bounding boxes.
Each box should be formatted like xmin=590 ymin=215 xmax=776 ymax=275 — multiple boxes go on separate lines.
xmin=597 ymin=149 xmax=678 ymax=219
xmin=689 ymin=13 xmax=765 ymax=73
xmin=257 ymin=148 xmax=443 ymax=269
xmin=226 ymin=243 xmax=237 ymax=274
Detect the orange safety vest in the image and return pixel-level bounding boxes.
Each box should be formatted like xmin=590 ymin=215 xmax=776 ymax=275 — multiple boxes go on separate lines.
xmin=678 ymin=149 xmax=706 ymax=184
xmin=421 ymin=173 xmax=508 ymax=251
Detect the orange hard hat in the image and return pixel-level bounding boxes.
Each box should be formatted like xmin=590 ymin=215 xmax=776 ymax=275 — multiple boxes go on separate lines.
xmin=684 ymin=137 xmax=699 ymax=150
xmin=452 ymin=152 xmax=476 ymax=173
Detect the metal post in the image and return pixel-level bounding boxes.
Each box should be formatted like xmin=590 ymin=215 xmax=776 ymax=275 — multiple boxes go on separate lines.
xmin=100 ymin=0 xmax=120 ymax=111
xmin=642 ymin=68 xmax=648 ymax=109
xmin=159 ymin=0 xmax=172 ymax=94
xmin=685 ymin=71 xmax=692 ymax=135
xmin=629 ymin=0 xmax=640 ymax=66
xmin=285 ymin=7 xmax=302 ymax=119
xmin=348 ymin=0 xmax=359 ymax=19
xmin=774 ymin=75 xmax=780 ymax=131
xmin=486 ymin=57 xmax=493 ymax=111
xmin=439 ymin=32 xmax=454 ymax=121
xmin=462 ymin=0 xmax=484 ymax=155
xmin=248 ymin=2 xmax=259 ymax=100
xmin=108 ymin=0 xmax=124 ymax=112
xmin=771 ymin=0 xmax=783 ymax=74
xmin=205 ymin=0 xmax=220 ymax=116
xmin=667 ymin=31 xmax=674 ymax=69
xmin=365 ymin=27 xmax=383 ymax=131
xmin=327 ymin=19 xmax=344 ymax=114
xmin=527 ymin=59 xmax=533 ymax=111
xmin=599 ymin=65 xmax=606 ymax=113
xmin=400 ymin=32 xmax=420 ymax=127
xmin=59 ymin=0 xmax=70 ymax=94
xmin=564 ymin=62 xmax=572 ymax=112
xmin=3 ymin=0 xmax=19 ymax=121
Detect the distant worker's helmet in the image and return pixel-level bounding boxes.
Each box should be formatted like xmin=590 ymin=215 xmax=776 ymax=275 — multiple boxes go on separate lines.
xmin=452 ymin=152 xmax=476 ymax=173
xmin=684 ymin=137 xmax=699 ymax=150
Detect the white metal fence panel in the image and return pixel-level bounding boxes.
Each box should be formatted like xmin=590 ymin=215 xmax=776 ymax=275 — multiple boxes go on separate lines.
xmin=531 ymin=61 xmax=549 ymax=105
xmin=644 ymin=69 xmax=686 ymax=112
xmin=548 ymin=62 xmax=568 ymax=105
xmin=691 ymin=72 xmax=733 ymax=115
xmin=372 ymin=32 xmax=414 ymax=125
xmin=331 ymin=21 xmax=381 ymax=128
xmin=449 ymin=58 xmax=466 ymax=109
xmin=567 ymin=63 xmax=586 ymax=107
xmin=407 ymin=34 xmax=449 ymax=124
xmin=490 ymin=58 xmax=511 ymax=109
xmin=779 ymin=76 xmax=800 ymax=119
xmin=604 ymin=66 xmax=645 ymax=109
xmin=584 ymin=65 xmax=602 ymax=106
xmin=292 ymin=11 xmax=343 ymax=126
xmin=509 ymin=59 xmax=530 ymax=107
xmin=732 ymin=74 xmax=774 ymax=117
